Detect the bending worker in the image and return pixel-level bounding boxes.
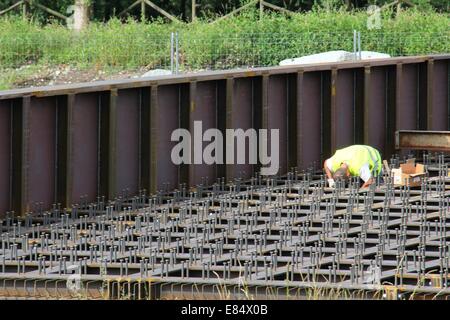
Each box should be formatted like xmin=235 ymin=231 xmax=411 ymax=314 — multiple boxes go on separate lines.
xmin=324 ymin=145 xmax=382 ymax=188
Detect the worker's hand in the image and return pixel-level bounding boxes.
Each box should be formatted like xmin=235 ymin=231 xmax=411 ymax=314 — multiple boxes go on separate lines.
xmin=327 ymin=179 xmax=335 ymax=188
xmin=361 ymin=178 xmax=374 ymax=189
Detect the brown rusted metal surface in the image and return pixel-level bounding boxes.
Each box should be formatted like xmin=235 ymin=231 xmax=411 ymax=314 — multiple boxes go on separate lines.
xmin=395 ymin=130 xmax=450 ymax=152
xmin=267 ymin=74 xmax=288 ymax=174
xmin=334 ymin=68 xmax=359 ymax=150
xmin=69 ymin=93 xmax=99 ymax=205
xmin=396 ymin=63 xmax=419 ymax=131
xmin=11 ymin=97 xmax=28 ymax=215
xmin=28 ymin=96 xmax=57 ymax=211
xmin=154 ymin=85 xmax=182 ymax=191
xmin=0 ymin=55 xmax=447 ymax=216
xmin=116 ymin=89 xmax=141 ymax=197
xmin=428 ymin=60 xmax=449 ymax=131
xmin=189 ymin=81 xmax=218 ymax=186
xmin=364 ymin=66 xmax=388 ymax=153
xmin=385 ymin=65 xmax=397 ymax=158
xmin=226 ymin=77 xmax=255 ymax=181
xmin=296 ymin=71 xmax=322 ymax=170
xmin=0 ymin=100 xmax=11 ymax=216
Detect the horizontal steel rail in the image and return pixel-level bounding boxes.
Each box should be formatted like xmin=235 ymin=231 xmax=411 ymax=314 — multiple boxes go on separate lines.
xmin=0 ymin=54 xmax=449 ymax=216
xmin=396 ymin=130 xmax=450 ymax=152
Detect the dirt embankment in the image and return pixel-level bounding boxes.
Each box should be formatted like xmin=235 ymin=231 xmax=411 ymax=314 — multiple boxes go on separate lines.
xmin=4 ymin=64 xmax=155 ymax=89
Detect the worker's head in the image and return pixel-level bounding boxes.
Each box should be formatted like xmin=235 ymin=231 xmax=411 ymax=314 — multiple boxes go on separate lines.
xmin=333 ymin=164 xmax=350 ymax=184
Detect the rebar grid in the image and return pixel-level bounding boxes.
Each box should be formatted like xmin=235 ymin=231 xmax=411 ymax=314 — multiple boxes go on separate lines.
xmin=1 ymin=153 xmax=450 ymax=300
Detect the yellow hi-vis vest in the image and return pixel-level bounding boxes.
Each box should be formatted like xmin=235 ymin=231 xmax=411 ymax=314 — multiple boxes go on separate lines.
xmin=330 ymin=145 xmax=382 ymax=177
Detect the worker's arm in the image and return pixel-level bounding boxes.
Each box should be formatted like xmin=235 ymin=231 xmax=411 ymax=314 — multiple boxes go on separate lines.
xmin=324 ymin=159 xmax=333 ymax=179
xmin=323 ymin=159 xmax=335 ymax=187
xmin=360 ymin=164 xmax=374 ymax=189
xmin=361 ymin=178 xmax=374 ymax=188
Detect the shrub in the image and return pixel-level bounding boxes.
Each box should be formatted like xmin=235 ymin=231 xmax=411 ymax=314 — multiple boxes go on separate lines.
xmin=0 ymin=8 xmax=448 ymax=71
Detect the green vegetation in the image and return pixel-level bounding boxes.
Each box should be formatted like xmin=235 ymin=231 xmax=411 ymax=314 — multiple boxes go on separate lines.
xmin=0 ymin=0 xmax=448 ymax=22
xmin=0 ymin=8 xmax=448 ymax=90
xmin=182 ymin=8 xmax=449 ymax=68
xmin=0 ymin=17 xmax=174 ymax=68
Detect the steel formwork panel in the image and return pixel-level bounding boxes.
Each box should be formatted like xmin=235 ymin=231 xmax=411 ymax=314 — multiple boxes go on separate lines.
xmin=364 ymin=66 xmax=388 ymax=152
xmin=226 ymin=77 xmax=255 ymax=181
xmin=115 ymin=88 xmax=141 ymax=197
xmin=153 ymin=85 xmax=182 ymax=191
xmin=27 ymin=96 xmax=57 ymax=211
xmin=0 ymin=55 xmax=447 ymax=216
xmin=429 ymin=60 xmax=450 ymax=131
xmin=296 ymin=71 xmax=323 ymax=171
xmin=0 ymin=100 xmax=11 ymax=217
xmin=189 ymin=81 xmax=219 ymax=187
xmin=266 ymin=74 xmax=288 ymax=174
xmin=69 ymin=93 xmax=100 ymax=205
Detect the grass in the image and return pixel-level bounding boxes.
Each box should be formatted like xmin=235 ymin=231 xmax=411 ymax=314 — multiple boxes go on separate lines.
xmin=0 ymin=8 xmax=448 ymax=90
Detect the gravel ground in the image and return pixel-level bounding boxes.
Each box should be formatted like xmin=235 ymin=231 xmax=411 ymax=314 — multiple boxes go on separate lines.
xmin=0 ymin=64 xmax=161 ymax=90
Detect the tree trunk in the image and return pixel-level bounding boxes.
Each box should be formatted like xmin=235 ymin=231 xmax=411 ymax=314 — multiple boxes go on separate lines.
xmin=73 ymin=0 xmax=90 ymax=31
xmin=344 ymin=0 xmax=352 ymax=10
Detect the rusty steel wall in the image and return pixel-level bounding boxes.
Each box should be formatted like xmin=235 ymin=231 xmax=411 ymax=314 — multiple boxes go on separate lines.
xmin=0 ymin=55 xmax=448 ymax=217
xmin=0 ymin=100 xmax=11 ymax=215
